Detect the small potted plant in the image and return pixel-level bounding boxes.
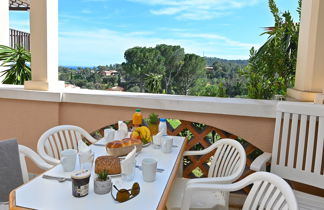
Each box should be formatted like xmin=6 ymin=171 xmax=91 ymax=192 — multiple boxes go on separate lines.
xmin=147 ymin=113 xmax=159 ymax=136
xmin=94 ymin=170 xmax=112 ymax=195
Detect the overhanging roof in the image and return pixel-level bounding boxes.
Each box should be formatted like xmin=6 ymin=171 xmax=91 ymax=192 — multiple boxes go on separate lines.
xmin=9 ymin=0 xmax=30 ymax=11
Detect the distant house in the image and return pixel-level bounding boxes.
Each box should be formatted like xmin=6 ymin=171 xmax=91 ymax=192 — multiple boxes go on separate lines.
xmin=205 ymin=66 xmax=213 ymax=71
xmin=65 ymin=84 xmax=80 ymax=89
xmin=107 ymin=86 xmax=124 ymax=91
xmin=100 ymin=70 xmax=118 ymax=76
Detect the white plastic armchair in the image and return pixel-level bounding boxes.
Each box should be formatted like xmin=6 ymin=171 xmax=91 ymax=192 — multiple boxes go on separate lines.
xmin=250 ymin=102 xmax=324 ymax=209
xmin=181 ymin=172 xmax=298 ymax=210
xmin=37 ymin=125 xmax=98 ymax=165
xmin=167 ymin=138 xmax=246 ymax=210
xmin=18 ymin=145 xmax=53 ymax=183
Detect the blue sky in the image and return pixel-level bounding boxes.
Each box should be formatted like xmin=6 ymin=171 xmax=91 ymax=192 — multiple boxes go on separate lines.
xmin=10 ymin=0 xmax=299 ymax=66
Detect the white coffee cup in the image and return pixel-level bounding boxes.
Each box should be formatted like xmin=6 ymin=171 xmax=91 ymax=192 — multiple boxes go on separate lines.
xmin=161 ymin=136 xmax=173 ymax=153
xmin=61 ymin=149 xmax=77 ymax=172
xmin=104 ymin=128 xmax=116 ymax=143
xmin=142 ymin=158 xmax=157 ymax=182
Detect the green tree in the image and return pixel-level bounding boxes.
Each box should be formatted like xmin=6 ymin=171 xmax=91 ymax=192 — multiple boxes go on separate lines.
xmin=145 ymin=73 xmax=163 ymax=93
xmin=156 ymin=44 xmax=185 ymax=94
xmin=176 ymin=54 xmax=206 ymax=95
xmin=241 ymin=0 xmax=301 ymax=99
xmin=0 ymin=45 xmax=31 ymax=85
xmin=189 ymin=78 xmax=228 ymax=97
xmin=122 ymin=47 xmax=165 ymax=92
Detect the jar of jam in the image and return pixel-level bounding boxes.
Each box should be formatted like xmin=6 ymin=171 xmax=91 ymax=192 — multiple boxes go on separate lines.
xmin=71 ymin=169 xmax=91 ymax=197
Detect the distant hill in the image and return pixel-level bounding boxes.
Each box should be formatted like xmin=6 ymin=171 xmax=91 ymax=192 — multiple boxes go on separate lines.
xmin=204 ymin=57 xmax=248 ymax=67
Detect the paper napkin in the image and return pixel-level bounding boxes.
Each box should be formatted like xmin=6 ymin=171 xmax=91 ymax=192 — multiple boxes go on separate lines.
xmin=120 ymin=147 xmax=136 ymax=176
xmin=153 ymin=132 xmax=163 ymax=145
xmin=115 ymin=121 xmax=128 ymax=140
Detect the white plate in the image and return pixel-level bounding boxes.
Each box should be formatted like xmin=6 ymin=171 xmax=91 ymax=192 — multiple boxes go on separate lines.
xmin=108 ymin=173 xmax=121 ymax=177
xmin=142 ymin=142 xmax=151 ymax=147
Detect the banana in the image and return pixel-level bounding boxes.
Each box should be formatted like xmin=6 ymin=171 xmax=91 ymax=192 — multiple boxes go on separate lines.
xmin=142 ymin=126 xmax=151 ymax=142
xmin=140 ymin=126 xmax=148 ymax=140
xmin=133 ymin=126 xmax=152 ymax=143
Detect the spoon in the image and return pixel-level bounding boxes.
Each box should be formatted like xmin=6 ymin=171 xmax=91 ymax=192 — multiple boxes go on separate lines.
xmin=42 ymin=175 xmax=72 ymax=182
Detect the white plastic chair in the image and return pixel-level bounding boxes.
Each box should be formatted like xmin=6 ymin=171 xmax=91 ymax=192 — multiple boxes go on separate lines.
xmin=37 ymin=125 xmax=97 ymax=165
xmin=181 ymin=172 xmax=298 ymax=210
xmin=167 ymin=138 xmax=246 ymax=210
xmin=250 ymin=102 xmax=324 ymax=209
xmin=0 ymin=145 xmax=52 ymax=210
xmin=19 ymin=145 xmax=53 ymax=183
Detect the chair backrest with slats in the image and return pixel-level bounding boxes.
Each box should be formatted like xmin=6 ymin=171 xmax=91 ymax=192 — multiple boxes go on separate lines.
xmin=242 ymin=172 xmax=298 ymax=210
xmin=271 ymin=102 xmax=324 ymax=189
xmin=208 ymin=139 xmax=246 ymax=182
xmin=37 ymin=125 xmax=97 ymax=165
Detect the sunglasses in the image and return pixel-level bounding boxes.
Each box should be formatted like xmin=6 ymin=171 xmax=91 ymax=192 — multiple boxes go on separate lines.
xmin=111 ymin=182 xmax=140 ymax=203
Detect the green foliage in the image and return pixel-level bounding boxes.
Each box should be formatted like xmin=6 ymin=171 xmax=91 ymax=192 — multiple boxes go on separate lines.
xmin=148 ymin=113 xmax=159 ymax=124
xmin=59 ymin=65 xmax=120 ymax=90
xmin=122 ymin=47 xmax=165 ymax=92
xmin=189 ymin=78 xmax=228 ymax=97
xmin=121 ymin=45 xmax=207 ymax=95
xmin=97 ymin=170 xmax=109 ymax=181
xmin=209 ymin=60 xmax=247 ymax=97
xmin=205 ymin=57 xmax=248 ymax=66
xmin=0 ymin=45 xmax=31 ymax=85
xmin=156 ymin=44 xmax=185 ymax=94
xmin=176 ymin=54 xmax=206 ymax=95
xmin=145 ymin=73 xmax=163 ymax=93
xmin=241 ymin=0 xmax=300 ymax=99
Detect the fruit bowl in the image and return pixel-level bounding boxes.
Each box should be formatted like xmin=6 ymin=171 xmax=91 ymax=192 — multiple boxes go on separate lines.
xmin=142 ymin=142 xmax=151 ymax=148
xmin=131 ymin=126 xmax=152 ymax=145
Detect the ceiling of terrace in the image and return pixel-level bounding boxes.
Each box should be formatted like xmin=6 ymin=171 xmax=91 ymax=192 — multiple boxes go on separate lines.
xmin=9 ymin=0 xmax=30 ymax=11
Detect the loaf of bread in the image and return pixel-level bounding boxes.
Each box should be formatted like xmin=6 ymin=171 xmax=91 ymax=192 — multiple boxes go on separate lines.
xmin=106 ymin=138 xmax=142 ymax=156
xmin=95 ymin=156 xmax=121 ymax=175
xmin=107 ymin=138 xmax=142 ymax=148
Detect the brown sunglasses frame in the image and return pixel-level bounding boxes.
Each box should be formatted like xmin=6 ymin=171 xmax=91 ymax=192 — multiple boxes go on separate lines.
xmin=111 ymin=182 xmax=140 ymax=203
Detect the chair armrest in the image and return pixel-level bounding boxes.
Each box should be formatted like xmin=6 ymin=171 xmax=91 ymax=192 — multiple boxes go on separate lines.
xmin=187 ymin=177 xmax=233 ymax=185
xmin=250 ymin=152 xmax=272 ymax=172
xmin=183 ymin=150 xmax=207 ymax=156
xmin=19 ymin=145 xmax=53 ymax=170
xmin=37 ymin=149 xmax=61 ymax=166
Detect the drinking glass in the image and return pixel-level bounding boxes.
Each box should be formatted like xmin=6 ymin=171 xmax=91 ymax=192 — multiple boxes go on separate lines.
xmin=79 ymin=151 xmax=94 ymax=171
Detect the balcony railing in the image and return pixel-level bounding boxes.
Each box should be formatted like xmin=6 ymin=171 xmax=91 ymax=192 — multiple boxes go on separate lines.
xmin=9 ymin=28 xmax=30 ymax=51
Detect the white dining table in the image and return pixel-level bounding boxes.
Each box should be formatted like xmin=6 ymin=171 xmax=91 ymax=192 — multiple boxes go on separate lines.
xmin=10 ymin=136 xmax=187 ymax=210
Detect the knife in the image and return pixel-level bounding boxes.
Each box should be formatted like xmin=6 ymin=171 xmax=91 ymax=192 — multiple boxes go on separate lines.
xmin=135 ymin=165 xmax=165 ymax=172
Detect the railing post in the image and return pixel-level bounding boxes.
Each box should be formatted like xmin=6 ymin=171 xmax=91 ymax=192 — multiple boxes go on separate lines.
xmin=287 ymin=0 xmax=324 ymax=101
xmin=0 ymin=0 xmax=10 ymax=83
xmin=24 ymin=0 xmax=64 ymax=91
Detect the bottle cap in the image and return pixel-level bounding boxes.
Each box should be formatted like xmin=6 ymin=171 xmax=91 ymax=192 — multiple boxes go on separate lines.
xmin=160 ymin=118 xmax=166 ymax=122
xmin=135 ymin=109 xmax=141 ymax=112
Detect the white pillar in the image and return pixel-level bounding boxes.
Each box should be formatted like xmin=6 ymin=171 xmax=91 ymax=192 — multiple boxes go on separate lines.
xmin=0 ymin=0 xmax=9 ymax=83
xmin=287 ymin=0 xmax=324 ymax=101
xmin=24 ymin=0 xmax=64 ymax=91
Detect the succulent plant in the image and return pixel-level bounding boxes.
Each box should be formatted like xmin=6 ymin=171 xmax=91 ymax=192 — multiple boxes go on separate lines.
xmin=97 ymin=170 xmax=109 ymax=181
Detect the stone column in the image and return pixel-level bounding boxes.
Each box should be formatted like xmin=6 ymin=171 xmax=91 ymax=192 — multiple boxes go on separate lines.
xmin=287 ymin=0 xmax=324 ymax=102
xmin=0 ymin=0 xmax=9 ymax=83
xmin=24 ymin=0 xmax=64 ymax=91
